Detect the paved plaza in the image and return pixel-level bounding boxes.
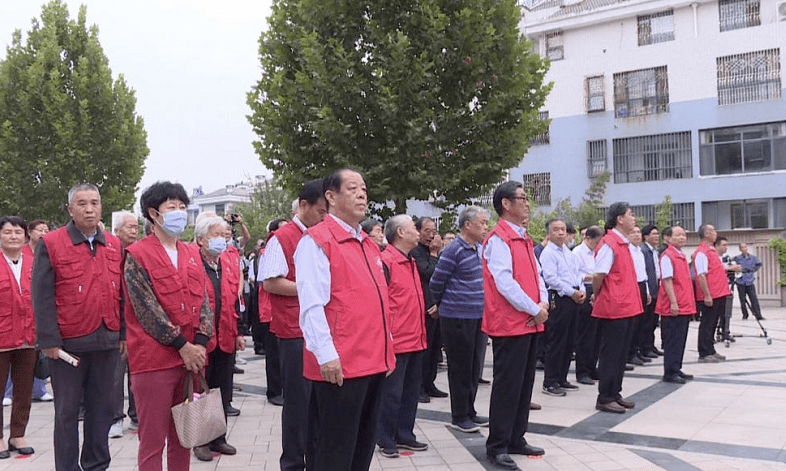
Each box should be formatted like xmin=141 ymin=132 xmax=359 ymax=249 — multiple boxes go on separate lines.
xmin=5 ymin=306 xmax=786 ymax=470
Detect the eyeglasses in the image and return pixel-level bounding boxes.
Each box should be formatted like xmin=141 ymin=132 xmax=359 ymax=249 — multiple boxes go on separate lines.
xmin=507 ymin=196 xmax=527 ymax=201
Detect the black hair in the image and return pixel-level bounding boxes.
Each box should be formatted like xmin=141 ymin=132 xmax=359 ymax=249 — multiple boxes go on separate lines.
xmin=662 ymin=226 xmax=673 ymax=238
xmin=698 ymin=223 xmax=712 ymax=239
xmin=642 ymin=224 xmax=658 ymax=237
xmin=585 ymin=225 xmax=604 ymax=239
xmin=267 ymin=218 xmax=288 ymax=233
xmin=0 ymin=216 xmax=26 ymax=233
xmin=300 ymin=179 xmax=326 ymax=205
xmin=140 ymin=181 xmax=190 ymax=223
xmin=415 ymin=217 xmax=434 ymax=231
xmin=492 ymin=181 xmax=524 ymax=216
xmin=27 ymin=219 xmax=49 ymax=233
xmin=605 ymin=202 xmax=631 ymax=230
xmin=714 ymin=236 xmax=728 ymax=247
xmin=566 ymin=223 xmax=576 ymax=234
xmin=360 ymin=219 xmax=383 ymax=235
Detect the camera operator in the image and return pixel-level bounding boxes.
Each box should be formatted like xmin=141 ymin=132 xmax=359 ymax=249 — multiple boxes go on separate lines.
xmin=224 ymin=213 xmax=251 ymax=250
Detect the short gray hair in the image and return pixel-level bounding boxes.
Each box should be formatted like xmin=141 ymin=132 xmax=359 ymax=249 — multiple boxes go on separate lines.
xmin=384 ymin=214 xmax=411 ymax=243
xmin=194 ymin=216 xmax=225 ymax=242
xmin=112 ymin=211 xmax=136 ymax=231
xmin=68 ymin=183 xmax=100 ymax=205
xmin=458 ymin=205 xmax=487 ymax=230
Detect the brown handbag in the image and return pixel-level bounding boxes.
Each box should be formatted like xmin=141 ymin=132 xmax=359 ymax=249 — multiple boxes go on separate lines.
xmin=171 ymin=372 xmax=227 ymax=448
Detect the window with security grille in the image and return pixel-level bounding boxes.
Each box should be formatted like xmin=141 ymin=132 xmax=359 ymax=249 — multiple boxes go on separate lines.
xmin=699 ymin=121 xmax=786 ymax=175
xmin=612 ymin=132 xmax=692 ymax=183
xmin=717 ymin=49 xmax=781 ymax=105
xmin=719 ymin=0 xmax=760 ymax=32
xmin=638 ymin=10 xmax=675 ymax=46
xmin=613 ymin=66 xmax=669 ymax=118
xmin=531 ymin=111 xmax=550 ymax=145
xmin=587 ymin=140 xmax=607 ymax=178
xmin=522 ymin=173 xmax=551 ymax=206
xmin=585 ymin=75 xmax=605 ymax=112
xmin=629 ymin=203 xmax=695 ymax=230
xmin=546 ymin=32 xmax=563 ymax=61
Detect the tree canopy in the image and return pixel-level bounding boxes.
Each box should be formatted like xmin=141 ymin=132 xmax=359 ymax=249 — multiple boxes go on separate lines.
xmin=247 ymin=0 xmax=551 ymax=215
xmin=0 ymin=0 xmax=148 ymax=224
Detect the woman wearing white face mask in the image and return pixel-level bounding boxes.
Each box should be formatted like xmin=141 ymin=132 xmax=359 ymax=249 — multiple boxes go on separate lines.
xmin=191 ymin=215 xmax=245 ymax=462
xmin=123 ymin=181 xmax=213 ymax=471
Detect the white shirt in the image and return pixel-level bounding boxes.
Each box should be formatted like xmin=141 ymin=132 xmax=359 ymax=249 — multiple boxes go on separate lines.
xmin=295 ymin=214 xmax=363 ymax=366
xmin=693 ymin=249 xmax=720 ymax=276
xmin=261 ymin=216 xmax=306 ymax=281
xmin=660 ymin=251 xmax=676 ymax=279
xmin=573 ymin=242 xmax=596 ymax=284
xmin=594 ymin=229 xmax=629 ymax=274
xmin=3 ymin=253 xmax=23 ymax=292
xmin=540 ymin=242 xmax=584 ymax=297
xmin=164 ymin=247 xmax=178 ymax=267
xmin=482 ymin=220 xmax=548 ymax=316
xmin=629 ymin=243 xmax=650 ymax=295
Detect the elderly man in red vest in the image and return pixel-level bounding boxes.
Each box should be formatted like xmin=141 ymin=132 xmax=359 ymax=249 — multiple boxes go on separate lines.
xmin=295 ymin=169 xmax=394 ymax=471
xmin=482 ymin=181 xmax=548 ymax=470
xmin=591 ymin=202 xmax=643 ymax=414
xmin=33 ymin=183 xmax=124 ymax=471
xmin=376 ymin=215 xmax=428 ymax=458
xmin=656 ymin=226 xmax=696 ymax=383
xmin=261 ymin=179 xmax=326 ymax=471
xmin=692 ymin=223 xmax=730 ymax=363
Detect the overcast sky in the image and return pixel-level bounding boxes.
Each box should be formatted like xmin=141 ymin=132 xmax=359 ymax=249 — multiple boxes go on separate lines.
xmin=1 ymin=0 xmax=273 ymax=199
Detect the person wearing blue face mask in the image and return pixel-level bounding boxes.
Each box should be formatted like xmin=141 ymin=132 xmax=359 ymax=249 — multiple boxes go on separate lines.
xmin=191 ymin=214 xmax=245 ymax=462
xmin=123 ymin=181 xmax=213 ymax=471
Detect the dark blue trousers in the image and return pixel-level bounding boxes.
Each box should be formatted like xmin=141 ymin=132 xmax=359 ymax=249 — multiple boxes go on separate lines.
xmin=376 ymin=351 xmax=423 ymax=449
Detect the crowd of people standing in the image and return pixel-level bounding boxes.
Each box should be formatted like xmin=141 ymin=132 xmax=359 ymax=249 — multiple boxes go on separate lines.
xmin=0 ymin=170 xmax=771 ymax=471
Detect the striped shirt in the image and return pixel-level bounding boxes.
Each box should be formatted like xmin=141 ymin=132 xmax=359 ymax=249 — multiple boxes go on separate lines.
xmin=429 ymin=236 xmax=484 ymax=319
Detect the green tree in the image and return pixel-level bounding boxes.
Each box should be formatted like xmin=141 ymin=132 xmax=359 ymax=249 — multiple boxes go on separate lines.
xmin=247 ymin=0 xmax=551 ymax=216
xmin=0 ymin=1 xmax=148 ymax=224
xmin=233 ymin=179 xmax=294 ymax=244
xmin=654 ymin=195 xmax=672 ymax=229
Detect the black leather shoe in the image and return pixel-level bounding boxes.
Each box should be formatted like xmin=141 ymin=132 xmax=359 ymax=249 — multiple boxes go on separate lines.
xmin=627 ymin=356 xmax=644 ymax=366
xmin=678 ymin=371 xmax=694 ymax=380
xmin=576 ymin=375 xmax=594 ymax=385
xmin=418 ymin=392 xmax=431 ymax=403
xmin=209 ymin=441 xmax=237 ymax=455
xmin=268 ymin=395 xmax=284 ymax=406
xmin=193 ymin=445 xmax=213 ymax=461
xmin=487 ymin=452 xmax=519 ymax=470
xmin=7 ymin=442 xmax=34 ymax=455
xmin=625 ymin=364 xmax=634 ymax=371
xmin=0 ymin=450 xmax=9 ymax=459
xmin=508 ymin=443 xmax=545 ymax=456
xmin=225 ymin=406 xmax=241 ymax=416
xmin=642 ymin=350 xmax=658 ymax=359
xmin=652 ymin=347 xmax=664 ymax=356
xmin=478 ymin=377 xmax=490 ymax=384
xmin=233 ymin=366 xmax=245 ymax=374
xmin=425 ymin=387 xmax=448 ymax=398
xmin=637 ymin=354 xmax=652 ymax=363
xmin=663 ymin=375 xmax=686 ymax=384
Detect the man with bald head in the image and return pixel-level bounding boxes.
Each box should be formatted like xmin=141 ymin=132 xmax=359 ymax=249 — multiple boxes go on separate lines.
xmin=295 ymin=169 xmax=394 ymax=471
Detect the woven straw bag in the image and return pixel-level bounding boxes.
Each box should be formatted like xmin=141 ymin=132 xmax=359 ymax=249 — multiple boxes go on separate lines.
xmin=171 ymin=372 xmax=227 ymax=448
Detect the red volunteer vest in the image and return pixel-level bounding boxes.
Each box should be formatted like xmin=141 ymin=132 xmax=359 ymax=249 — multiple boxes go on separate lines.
xmin=124 ymin=235 xmax=207 ymax=374
xmin=302 ymin=216 xmax=394 ymax=381
xmin=692 ymin=242 xmax=731 ymax=301
xmin=205 ymin=247 xmax=241 ymax=354
xmin=481 ymin=221 xmax=544 ymax=337
xmin=43 ymin=227 xmax=122 ymax=339
xmin=380 ymin=245 xmax=427 ymax=354
xmin=0 ymin=253 xmax=35 ymax=349
xmin=655 ymin=245 xmax=696 ymax=316
xmin=592 ymin=230 xmax=643 ymax=320
xmin=268 ymin=222 xmax=305 ymax=339
xmin=21 ymin=244 xmax=33 ymax=259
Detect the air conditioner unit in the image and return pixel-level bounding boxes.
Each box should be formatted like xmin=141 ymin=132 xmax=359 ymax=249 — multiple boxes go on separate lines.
xmin=777 ymin=1 xmax=786 ymax=21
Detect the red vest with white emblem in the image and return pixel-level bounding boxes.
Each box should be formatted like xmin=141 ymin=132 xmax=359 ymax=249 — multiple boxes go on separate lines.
xmin=592 ymin=230 xmax=643 ymax=320
xmin=268 ymin=222 xmax=305 ymax=339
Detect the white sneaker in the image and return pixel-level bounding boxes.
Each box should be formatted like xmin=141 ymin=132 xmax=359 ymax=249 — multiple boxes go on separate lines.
xmin=2 ymin=397 xmax=10 ymax=407
xmin=36 ymin=393 xmax=54 ymax=402
xmin=109 ymin=419 xmax=123 ymax=438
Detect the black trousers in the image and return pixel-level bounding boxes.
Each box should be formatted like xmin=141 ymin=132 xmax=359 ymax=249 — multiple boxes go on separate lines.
xmin=543 ymin=293 xmax=578 ymax=388
xmin=51 ymin=348 xmax=119 ymax=471
xmin=719 ymin=291 xmax=733 ymax=338
xmin=698 ymin=297 xmax=725 ymax=358
xmin=737 ymin=284 xmax=762 ymax=319
xmin=575 ymin=285 xmax=598 ymax=380
xmin=596 ymin=317 xmax=635 ymax=405
xmin=628 ymin=282 xmax=648 ymax=359
xmin=421 ymin=315 xmax=441 ymax=392
xmin=376 ymin=351 xmax=423 ymax=449
xmin=113 ymin=359 xmax=137 ymax=423
xmin=279 ymin=338 xmax=314 ymax=471
xmin=661 ymin=315 xmax=690 ymax=378
xmin=486 ymin=334 xmax=538 ymax=456
xmin=441 ymin=317 xmax=484 ymax=423
xmin=262 ymin=322 xmax=282 ymax=398
xmin=310 ymin=374 xmax=385 ymax=471
xmin=204 ymin=348 xmax=235 ymax=445
xmin=638 ymin=296 xmax=658 ymax=355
